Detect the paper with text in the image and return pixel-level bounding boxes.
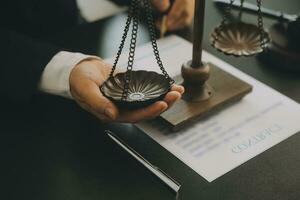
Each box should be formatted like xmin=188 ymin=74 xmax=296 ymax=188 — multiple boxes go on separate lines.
xmin=105 ymin=35 xmax=300 ymax=182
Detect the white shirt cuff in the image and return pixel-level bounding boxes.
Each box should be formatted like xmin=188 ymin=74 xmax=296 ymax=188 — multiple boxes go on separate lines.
xmin=39 ymin=51 xmax=100 ymax=99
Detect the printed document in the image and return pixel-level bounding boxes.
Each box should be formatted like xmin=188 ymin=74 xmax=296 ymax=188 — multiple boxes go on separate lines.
xmin=105 ymin=35 xmax=300 ymax=182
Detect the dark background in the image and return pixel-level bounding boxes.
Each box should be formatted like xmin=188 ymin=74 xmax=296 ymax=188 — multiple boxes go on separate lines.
xmin=1 ymin=0 xmax=299 ymax=199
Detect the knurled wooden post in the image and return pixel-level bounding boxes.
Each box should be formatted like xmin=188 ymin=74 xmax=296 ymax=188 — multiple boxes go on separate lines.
xmin=181 ymin=0 xmax=213 ymax=101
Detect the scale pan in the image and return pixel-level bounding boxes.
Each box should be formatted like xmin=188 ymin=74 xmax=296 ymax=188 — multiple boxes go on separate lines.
xmin=211 ymin=23 xmax=270 ymax=56
xmin=100 ymin=70 xmax=171 ymax=109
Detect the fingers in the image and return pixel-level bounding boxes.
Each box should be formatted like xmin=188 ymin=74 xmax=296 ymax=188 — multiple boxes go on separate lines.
xmin=167 ymin=0 xmax=194 ymax=31
xmin=70 ymin=58 xmax=186 ymax=123
xmin=74 ymin=82 xmax=184 ymax=123
xmin=151 ymin=0 xmax=170 ymax=12
xmin=171 ymin=84 xmax=185 ymax=94
xmin=167 ymin=1 xmax=183 ymax=28
xmin=163 ymin=91 xmax=181 ymax=108
xmin=118 ymin=101 xmax=168 ymax=123
xmin=73 ymin=79 xmax=119 ymax=121
xmin=169 ymin=17 xmax=190 ymax=31
xmin=163 ymin=84 xmax=184 ymax=108
xmin=117 ymin=84 xmax=185 ymax=123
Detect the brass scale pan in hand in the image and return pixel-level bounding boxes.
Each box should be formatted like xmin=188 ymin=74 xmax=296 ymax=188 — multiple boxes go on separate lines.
xmin=210 ymin=0 xmax=271 ymax=56
xmin=101 ymin=0 xmax=271 ymax=109
xmin=100 ymin=0 xmax=174 ymax=109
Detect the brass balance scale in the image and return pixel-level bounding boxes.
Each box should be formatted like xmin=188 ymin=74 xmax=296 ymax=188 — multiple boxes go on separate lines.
xmin=100 ymin=0 xmax=270 ymax=131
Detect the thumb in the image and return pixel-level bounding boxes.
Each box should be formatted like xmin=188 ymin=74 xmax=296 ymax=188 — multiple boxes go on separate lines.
xmin=151 ymin=0 xmax=170 ymax=12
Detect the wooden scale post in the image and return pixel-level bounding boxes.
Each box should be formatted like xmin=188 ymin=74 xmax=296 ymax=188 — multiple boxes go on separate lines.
xmin=160 ymin=0 xmax=253 ymax=131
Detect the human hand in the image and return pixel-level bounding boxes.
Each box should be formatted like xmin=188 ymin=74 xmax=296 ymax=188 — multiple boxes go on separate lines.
xmin=151 ymin=0 xmax=194 ymax=31
xmin=69 ymin=59 xmax=184 ymax=123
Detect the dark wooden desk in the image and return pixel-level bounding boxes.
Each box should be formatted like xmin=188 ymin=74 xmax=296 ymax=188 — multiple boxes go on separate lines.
xmin=1 ymin=1 xmax=299 ymax=200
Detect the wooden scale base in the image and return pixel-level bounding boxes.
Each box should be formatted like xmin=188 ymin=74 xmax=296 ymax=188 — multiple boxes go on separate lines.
xmin=156 ymin=0 xmax=253 ymax=131
xmin=159 ymin=63 xmax=253 ymax=131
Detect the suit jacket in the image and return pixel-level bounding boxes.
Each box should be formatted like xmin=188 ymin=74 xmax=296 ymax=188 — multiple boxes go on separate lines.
xmin=0 ymin=0 xmax=129 ymax=103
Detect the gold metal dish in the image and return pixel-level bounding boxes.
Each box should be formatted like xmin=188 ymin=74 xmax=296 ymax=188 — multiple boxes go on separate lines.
xmin=100 ymin=70 xmax=171 ymax=109
xmin=211 ymin=23 xmax=270 ymax=56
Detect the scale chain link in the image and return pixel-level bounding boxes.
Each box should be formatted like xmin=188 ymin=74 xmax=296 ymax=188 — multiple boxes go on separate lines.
xmin=213 ymin=0 xmax=268 ymax=52
xmin=109 ymin=1 xmax=134 ymax=77
xmin=221 ymin=0 xmax=235 ymax=29
xmin=238 ymin=0 xmax=245 ymax=20
xmin=213 ymin=0 xmax=235 ymax=45
xmin=110 ymin=0 xmax=174 ymax=101
xmin=143 ymin=0 xmax=175 ymax=85
xmin=257 ymin=0 xmax=268 ymax=50
xmin=121 ymin=0 xmax=139 ymax=101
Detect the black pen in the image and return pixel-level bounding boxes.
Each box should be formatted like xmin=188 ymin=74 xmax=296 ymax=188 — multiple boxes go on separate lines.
xmin=106 ymin=130 xmax=181 ymax=200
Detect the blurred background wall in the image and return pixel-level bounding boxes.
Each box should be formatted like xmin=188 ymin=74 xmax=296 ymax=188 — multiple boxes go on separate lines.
xmin=76 ymin=0 xmax=126 ymax=22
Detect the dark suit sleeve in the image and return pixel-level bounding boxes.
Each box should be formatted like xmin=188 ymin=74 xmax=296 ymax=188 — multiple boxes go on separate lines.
xmin=0 ymin=28 xmax=60 ymax=103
